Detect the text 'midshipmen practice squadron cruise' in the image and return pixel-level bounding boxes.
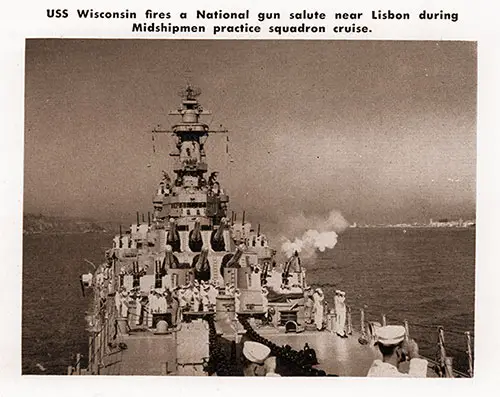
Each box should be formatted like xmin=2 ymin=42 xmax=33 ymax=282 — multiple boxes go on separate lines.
xmin=74 ymin=85 xmax=471 ymax=377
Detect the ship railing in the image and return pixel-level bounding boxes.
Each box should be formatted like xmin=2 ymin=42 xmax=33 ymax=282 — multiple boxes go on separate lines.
xmin=346 ymin=305 xmax=474 ymax=378
xmin=74 ymin=302 xmax=117 ymax=375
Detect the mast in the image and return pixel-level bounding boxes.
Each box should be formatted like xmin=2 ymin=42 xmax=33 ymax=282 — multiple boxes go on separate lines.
xmin=151 ymin=85 xmax=229 ymax=225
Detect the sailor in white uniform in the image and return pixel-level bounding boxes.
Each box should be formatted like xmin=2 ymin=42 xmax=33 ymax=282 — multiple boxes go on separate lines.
xmin=367 ymin=325 xmax=428 ymax=377
xmin=312 ymin=288 xmax=325 ymax=331
xmin=207 ymin=282 xmax=218 ymax=310
xmin=242 ymin=341 xmax=271 ymax=376
xmin=200 ymin=282 xmax=210 ymax=311
xmin=335 ymin=290 xmax=347 ymax=337
xmin=234 ymin=289 xmax=241 ymax=313
xmin=264 ymin=356 xmax=281 ymax=377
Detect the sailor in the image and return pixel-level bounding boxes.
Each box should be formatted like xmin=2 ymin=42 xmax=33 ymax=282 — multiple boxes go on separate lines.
xmin=183 ymin=282 xmax=194 ymax=311
xmin=261 ymin=287 xmax=269 ymax=319
xmin=335 ymin=290 xmax=347 ymax=338
xmin=157 ymin=289 xmax=168 ymax=314
xmin=114 ymin=288 xmax=123 ymax=313
xmin=312 ymin=288 xmax=325 ymax=331
xmin=367 ymin=325 xmax=428 ymax=377
xmin=134 ymin=293 xmax=143 ymax=326
xmin=148 ymin=289 xmax=157 ymax=325
xmin=242 ymin=341 xmax=271 ymax=376
xmin=303 ymin=286 xmax=313 ymax=324
xmin=192 ymin=282 xmax=201 ymax=312
xmin=171 ymin=287 xmax=180 ymax=325
xmin=120 ymin=290 xmax=129 ymax=319
xmin=234 ymin=288 xmax=241 ymax=313
xmin=178 ymin=285 xmax=188 ymax=311
xmin=208 ymin=282 xmax=218 ymax=310
xmin=264 ymin=356 xmax=281 ymax=377
xmin=200 ymin=282 xmax=210 ymax=312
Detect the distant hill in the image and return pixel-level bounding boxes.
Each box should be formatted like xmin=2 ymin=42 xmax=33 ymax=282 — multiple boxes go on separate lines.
xmin=23 ymin=213 xmax=120 ymax=235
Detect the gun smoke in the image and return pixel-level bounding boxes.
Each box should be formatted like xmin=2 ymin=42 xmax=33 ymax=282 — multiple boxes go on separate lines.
xmin=280 ymin=210 xmax=349 ymax=258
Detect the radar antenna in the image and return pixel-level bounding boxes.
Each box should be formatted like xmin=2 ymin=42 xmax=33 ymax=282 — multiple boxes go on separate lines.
xmin=178 ymin=84 xmax=201 ymax=101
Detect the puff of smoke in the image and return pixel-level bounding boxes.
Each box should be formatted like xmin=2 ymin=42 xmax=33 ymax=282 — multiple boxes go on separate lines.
xmin=280 ymin=210 xmax=349 ymax=258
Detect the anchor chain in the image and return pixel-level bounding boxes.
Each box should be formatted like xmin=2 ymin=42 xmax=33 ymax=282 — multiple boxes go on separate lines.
xmin=238 ymin=316 xmax=336 ymax=376
xmin=203 ymin=315 xmax=240 ymax=376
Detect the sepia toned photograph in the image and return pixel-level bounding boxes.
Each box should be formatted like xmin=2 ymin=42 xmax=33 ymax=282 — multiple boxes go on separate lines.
xmin=23 ymin=39 xmax=476 ymax=377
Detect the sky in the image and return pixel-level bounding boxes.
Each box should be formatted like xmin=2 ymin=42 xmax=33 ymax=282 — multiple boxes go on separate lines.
xmin=24 ymin=39 xmax=476 ymax=230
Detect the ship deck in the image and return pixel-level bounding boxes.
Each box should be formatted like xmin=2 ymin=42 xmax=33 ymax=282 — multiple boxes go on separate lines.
xmin=95 ymin=325 xmax=436 ymax=377
xmin=99 ymin=331 xmax=177 ymax=376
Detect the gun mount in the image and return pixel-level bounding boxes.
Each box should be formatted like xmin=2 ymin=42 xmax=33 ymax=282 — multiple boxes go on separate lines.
xmin=167 ymin=218 xmax=181 ymax=252
xmin=210 ymin=217 xmax=227 ymax=251
xmin=193 ymin=247 xmax=210 ymax=281
xmin=163 ymin=244 xmax=180 ymax=269
xmin=189 ymin=220 xmax=203 ymax=252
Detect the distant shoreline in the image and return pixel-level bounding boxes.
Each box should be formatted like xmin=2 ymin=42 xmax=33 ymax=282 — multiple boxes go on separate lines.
xmin=351 ymin=225 xmax=475 ymax=229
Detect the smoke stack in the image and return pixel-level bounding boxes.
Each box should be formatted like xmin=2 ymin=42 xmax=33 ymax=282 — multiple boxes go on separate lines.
xmin=119 ymin=224 xmax=122 ymax=237
xmin=142 ymin=213 xmax=145 ymax=223
xmin=242 ymin=211 xmax=246 ymax=225
xmin=257 ymin=224 xmax=261 ymax=237
xmin=136 ymin=211 xmax=140 ymax=225
xmin=148 ymin=212 xmax=151 ymax=226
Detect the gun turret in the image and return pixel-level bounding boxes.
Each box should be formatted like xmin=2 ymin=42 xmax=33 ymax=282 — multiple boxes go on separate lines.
xmin=163 ymin=244 xmax=179 ymax=269
xmin=225 ymin=244 xmax=245 ymax=268
xmin=194 ymin=247 xmax=209 ymax=272
xmin=193 ymin=247 xmax=210 ymax=281
xmin=189 ymin=220 xmax=203 ymax=252
xmin=210 ymin=217 xmax=227 ymax=251
xmin=167 ymin=218 xmax=181 ymax=252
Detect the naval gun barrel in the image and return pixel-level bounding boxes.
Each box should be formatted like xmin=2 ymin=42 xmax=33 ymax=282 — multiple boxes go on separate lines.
xmin=213 ymin=217 xmax=227 ymax=241
xmin=167 ymin=218 xmax=178 ymax=242
xmin=194 ymin=247 xmax=209 ymax=271
xmin=167 ymin=218 xmax=181 ymax=252
xmin=191 ymin=220 xmax=202 ymax=241
xmin=189 ymin=220 xmax=203 ymax=252
xmin=164 ymin=244 xmax=178 ymax=269
xmin=225 ymin=244 xmax=245 ymax=268
xmin=211 ymin=217 xmax=227 ymax=251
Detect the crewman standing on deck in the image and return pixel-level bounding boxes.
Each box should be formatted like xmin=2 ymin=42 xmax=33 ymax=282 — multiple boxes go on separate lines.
xmin=367 ymin=325 xmax=428 ymax=377
xmin=335 ymin=290 xmax=347 ymax=338
xmin=312 ymin=288 xmax=325 ymax=330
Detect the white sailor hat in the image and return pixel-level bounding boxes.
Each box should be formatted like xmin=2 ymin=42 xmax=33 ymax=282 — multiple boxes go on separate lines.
xmin=243 ymin=341 xmax=271 ymax=364
xmin=339 ymin=291 xmax=346 ymax=296
xmin=375 ymin=325 xmax=406 ymax=346
xmin=335 ymin=290 xmax=341 ymax=294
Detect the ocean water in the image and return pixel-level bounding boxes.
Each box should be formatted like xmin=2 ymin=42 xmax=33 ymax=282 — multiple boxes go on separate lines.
xmin=22 ymin=228 xmax=475 ymax=375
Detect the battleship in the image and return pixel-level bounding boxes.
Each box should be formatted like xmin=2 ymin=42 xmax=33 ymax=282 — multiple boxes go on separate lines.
xmin=73 ymin=85 xmax=473 ymax=377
